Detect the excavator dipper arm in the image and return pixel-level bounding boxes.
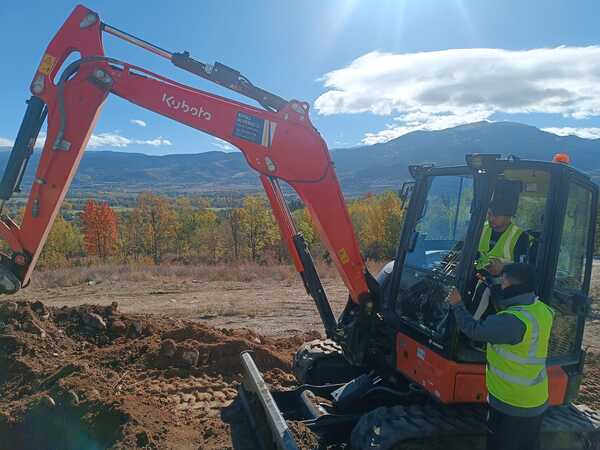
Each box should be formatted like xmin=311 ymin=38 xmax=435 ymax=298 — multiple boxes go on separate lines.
xmin=0 ymin=5 xmax=370 ymax=335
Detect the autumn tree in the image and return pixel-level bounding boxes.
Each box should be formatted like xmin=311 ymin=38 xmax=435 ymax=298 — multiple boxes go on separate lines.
xmin=132 ymin=193 xmax=177 ymax=264
xmin=80 ymin=200 xmax=118 ymax=259
xmin=347 ymin=192 xmax=404 ymax=259
xmin=174 ymin=198 xmax=223 ymax=263
xmin=119 ymin=210 xmax=146 ymax=262
xmin=239 ymin=196 xmax=278 ymax=261
xmin=38 ymin=215 xmax=84 ymax=268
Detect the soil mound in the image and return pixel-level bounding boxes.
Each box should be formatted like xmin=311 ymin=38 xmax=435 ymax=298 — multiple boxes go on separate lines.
xmin=0 ymin=300 xmax=320 ymax=449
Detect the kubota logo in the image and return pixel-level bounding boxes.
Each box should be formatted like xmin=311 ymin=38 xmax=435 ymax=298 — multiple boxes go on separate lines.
xmin=162 ymin=93 xmax=212 ymax=120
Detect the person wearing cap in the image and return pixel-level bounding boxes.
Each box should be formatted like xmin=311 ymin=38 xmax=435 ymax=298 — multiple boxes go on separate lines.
xmin=472 ymin=180 xmax=530 ymax=319
xmin=448 ymin=263 xmax=554 ymax=450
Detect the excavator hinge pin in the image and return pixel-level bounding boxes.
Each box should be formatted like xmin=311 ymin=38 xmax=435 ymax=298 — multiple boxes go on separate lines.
xmin=265 ymin=157 xmax=276 ymax=172
xmin=53 ymin=139 xmax=71 ymax=151
xmin=95 ymin=69 xmax=112 ymax=82
xmin=31 ymin=75 xmax=45 ymax=95
xmin=80 ymin=13 xmax=98 ymax=28
xmin=291 ymin=102 xmax=305 ymax=116
xmin=92 ymin=69 xmax=114 ymax=88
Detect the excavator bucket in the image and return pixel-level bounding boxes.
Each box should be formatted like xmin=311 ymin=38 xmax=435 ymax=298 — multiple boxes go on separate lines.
xmin=239 ymin=351 xmax=366 ymax=450
xmin=239 ymin=351 xmax=301 ymax=450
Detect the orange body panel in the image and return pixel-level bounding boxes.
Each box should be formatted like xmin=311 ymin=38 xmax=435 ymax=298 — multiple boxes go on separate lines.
xmin=396 ymin=332 xmax=568 ymax=404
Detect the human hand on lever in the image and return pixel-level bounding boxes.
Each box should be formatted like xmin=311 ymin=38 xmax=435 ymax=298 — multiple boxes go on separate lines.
xmin=485 ymin=258 xmax=504 ymax=276
xmin=447 ymin=287 xmax=462 ymax=306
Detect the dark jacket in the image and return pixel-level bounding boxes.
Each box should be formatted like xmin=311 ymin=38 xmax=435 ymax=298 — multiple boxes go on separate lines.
xmin=452 ymin=287 xmax=549 ymax=416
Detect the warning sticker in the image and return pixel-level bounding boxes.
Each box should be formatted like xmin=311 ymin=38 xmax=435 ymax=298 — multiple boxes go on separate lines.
xmin=38 ymin=54 xmax=57 ymax=76
xmin=338 ymin=248 xmax=350 ymax=264
xmin=233 ymin=112 xmax=276 ymax=147
xmin=234 ymin=112 xmax=264 ymax=145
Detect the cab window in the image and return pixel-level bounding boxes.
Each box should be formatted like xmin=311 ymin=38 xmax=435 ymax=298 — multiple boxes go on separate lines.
xmin=555 ymin=182 xmax=593 ymax=293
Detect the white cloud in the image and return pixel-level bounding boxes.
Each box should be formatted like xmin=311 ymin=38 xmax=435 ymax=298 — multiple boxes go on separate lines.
xmin=32 ymin=131 xmax=171 ymax=149
xmin=315 ymin=47 xmax=600 ymax=143
xmin=134 ymin=136 xmax=172 ymax=146
xmin=0 ymin=137 xmax=13 ymax=147
xmin=88 ymin=132 xmax=172 ymax=148
xmin=89 ymin=132 xmax=131 ymax=148
xmin=212 ymin=138 xmax=236 ymax=152
xmin=130 ymin=119 xmax=147 ymax=127
xmin=542 ymin=127 xmax=600 ymax=139
xmin=363 ymin=110 xmax=491 ymax=145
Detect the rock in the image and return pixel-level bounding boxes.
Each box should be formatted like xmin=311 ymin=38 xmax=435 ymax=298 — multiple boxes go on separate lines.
xmin=129 ymin=320 xmax=143 ymax=337
xmin=110 ymin=320 xmax=128 ymax=337
xmin=3 ymin=302 xmax=18 ymax=314
xmin=66 ymin=390 xmax=79 ymax=405
xmin=159 ymin=339 xmax=177 ymax=358
xmin=40 ymin=394 xmax=55 ymax=408
xmin=104 ymin=301 xmax=119 ymax=316
xmin=0 ymin=334 xmax=21 ymax=353
xmin=83 ymin=312 xmax=107 ymax=331
xmin=142 ymin=323 xmax=155 ymax=336
xmin=175 ymin=345 xmax=199 ymax=368
xmin=31 ymin=301 xmax=46 ymax=316
xmin=38 ymin=363 xmax=83 ymax=390
xmin=135 ymin=430 xmax=151 ymax=447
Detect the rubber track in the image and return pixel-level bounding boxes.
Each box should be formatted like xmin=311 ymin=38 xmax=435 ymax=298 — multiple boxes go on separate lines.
xmin=351 ymin=402 xmax=600 ymax=450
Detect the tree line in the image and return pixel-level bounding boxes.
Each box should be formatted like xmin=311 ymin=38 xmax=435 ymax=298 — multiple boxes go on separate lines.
xmin=38 ymin=192 xmax=405 ymax=269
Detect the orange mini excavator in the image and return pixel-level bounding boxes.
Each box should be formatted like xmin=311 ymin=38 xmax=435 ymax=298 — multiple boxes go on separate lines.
xmin=1 ymin=5 xmax=598 ymax=449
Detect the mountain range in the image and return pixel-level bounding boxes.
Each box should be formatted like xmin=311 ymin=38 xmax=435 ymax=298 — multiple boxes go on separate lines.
xmin=1 ymin=121 xmax=599 ymax=197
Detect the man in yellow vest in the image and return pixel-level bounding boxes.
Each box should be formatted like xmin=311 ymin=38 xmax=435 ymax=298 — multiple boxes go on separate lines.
xmin=472 ymin=181 xmax=530 ymax=319
xmin=448 ymin=263 xmax=554 ymax=450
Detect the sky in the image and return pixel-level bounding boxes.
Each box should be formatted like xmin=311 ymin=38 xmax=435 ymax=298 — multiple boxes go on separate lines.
xmin=2 ymin=0 xmax=600 ymax=155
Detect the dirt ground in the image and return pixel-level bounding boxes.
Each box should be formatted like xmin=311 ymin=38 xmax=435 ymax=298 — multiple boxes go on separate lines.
xmin=0 ymin=266 xmax=599 ymax=450
xmin=8 ymin=276 xmax=349 ymax=337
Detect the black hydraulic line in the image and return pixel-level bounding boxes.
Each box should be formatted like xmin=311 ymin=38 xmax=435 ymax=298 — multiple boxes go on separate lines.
xmin=0 ymin=96 xmax=47 ymax=202
xmin=101 ymin=23 xmax=172 ymax=59
xmin=170 ymin=53 xmax=287 ymax=112
xmin=101 ymin=21 xmax=287 ymax=112
xmin=293 ymin=234 xmax=337 ymax=338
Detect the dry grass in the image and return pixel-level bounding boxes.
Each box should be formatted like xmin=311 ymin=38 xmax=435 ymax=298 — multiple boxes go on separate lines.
xmin=194 ymin=303 xmax=261 ymax=318
xmin=31 ymin=258 xmax=349 ymax=290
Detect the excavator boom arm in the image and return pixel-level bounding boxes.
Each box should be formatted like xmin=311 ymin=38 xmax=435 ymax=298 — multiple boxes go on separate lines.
xmin=0 ymin=5 xmax=370 ymax=327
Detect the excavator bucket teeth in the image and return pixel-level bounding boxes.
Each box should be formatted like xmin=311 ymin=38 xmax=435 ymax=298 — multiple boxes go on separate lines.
xmin=239 ymin=351 xmax=300 ymax=450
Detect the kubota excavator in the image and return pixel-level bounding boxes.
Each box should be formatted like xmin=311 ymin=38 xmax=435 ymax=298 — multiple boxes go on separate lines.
xmin=0 ymin=5 xmax=598 ymax=449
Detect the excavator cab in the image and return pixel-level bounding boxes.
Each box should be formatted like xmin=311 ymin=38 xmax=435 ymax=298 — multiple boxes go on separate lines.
xmin=383 ymin=154 xmax=596 ymax=397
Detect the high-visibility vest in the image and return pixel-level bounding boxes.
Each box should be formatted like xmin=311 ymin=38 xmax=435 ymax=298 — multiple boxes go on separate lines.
xmin=486 ymin=298 xmax=554 ymax=409
xmin=476 ymin=222 xmax=524 ymax=270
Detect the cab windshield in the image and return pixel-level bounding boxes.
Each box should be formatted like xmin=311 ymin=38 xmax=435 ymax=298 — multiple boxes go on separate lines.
xmin=395 ymin=174 xmax=474 ymax=336
xmin=406 ymin=175 xmax=474 ymax=272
